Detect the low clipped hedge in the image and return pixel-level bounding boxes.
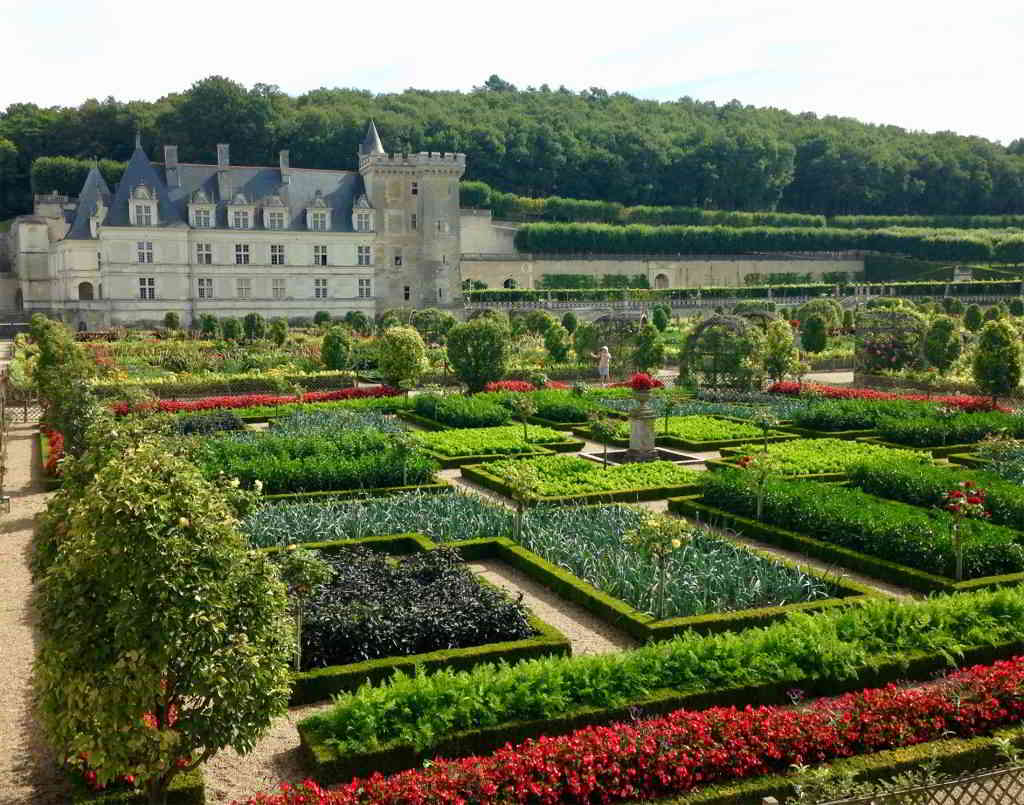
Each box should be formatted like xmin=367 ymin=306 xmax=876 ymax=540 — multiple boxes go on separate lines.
xmin=71 ymin=768 xmax=203 ymax=804
xmin=298 ymin=584 xmax=1024 ymax=783
xmin=696 ymin=469 xmax=1024 ymax=582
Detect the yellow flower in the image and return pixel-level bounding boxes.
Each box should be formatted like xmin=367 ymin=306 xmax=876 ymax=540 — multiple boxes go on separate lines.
xmin=229 ymin=478 xmax=240 ymax=488
xmin=178 ymin=517 xmax=190 ymax=528
xmin=671 ymin=538 xmax=682 ymax=549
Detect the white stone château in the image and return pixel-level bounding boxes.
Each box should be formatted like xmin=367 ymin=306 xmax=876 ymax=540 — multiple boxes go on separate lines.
xmin=3 ymin=122 xmax=466 ymax=329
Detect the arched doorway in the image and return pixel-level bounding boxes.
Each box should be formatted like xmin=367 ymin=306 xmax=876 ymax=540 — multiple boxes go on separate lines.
xmin=654 ymin=273 xmax=670 ymax=289
xmin=502 ymin=277 xmax=518 ymax=289
xmin=78 ymin=281 xmax=94 ymax=301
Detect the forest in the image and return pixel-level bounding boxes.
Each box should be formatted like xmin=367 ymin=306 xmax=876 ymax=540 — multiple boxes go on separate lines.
xmin=1 ymin=74 xmax=1023 ymax=221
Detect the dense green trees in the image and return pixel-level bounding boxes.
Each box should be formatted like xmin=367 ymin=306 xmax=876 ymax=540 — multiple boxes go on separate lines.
xmin=447 ymin=317 xmax=511 ymax=392
xmin=973 ymin=320 xmax=1022 ymax=404
xmin=4 ymin=75 xmax=1024 ymax=221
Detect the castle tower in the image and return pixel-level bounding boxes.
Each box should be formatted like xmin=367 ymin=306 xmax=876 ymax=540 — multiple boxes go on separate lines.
xmin=358 ymin=121 xmax=465 ymax=313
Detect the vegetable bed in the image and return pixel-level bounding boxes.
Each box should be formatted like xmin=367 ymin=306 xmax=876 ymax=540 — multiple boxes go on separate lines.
xmin=718 ymin=438 xmax=930 ymax=477
xmin=463 ymin=454 xmax=700 ymax=504
xmin=876 ymin=410 xmax=1024 ymax=449
xmin=585 ymin=414 xmax=798 ymax=450
xmin=414 ymin=425 xmax=582 ymax=467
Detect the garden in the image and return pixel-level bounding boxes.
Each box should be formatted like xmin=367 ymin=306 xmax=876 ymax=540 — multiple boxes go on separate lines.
xmin=19 ymin=306 xmax=1024 ymax=805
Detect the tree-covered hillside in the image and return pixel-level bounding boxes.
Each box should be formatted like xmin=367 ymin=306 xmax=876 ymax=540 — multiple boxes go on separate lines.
xmin=1 ymin=74 xmax=1023 ymax=220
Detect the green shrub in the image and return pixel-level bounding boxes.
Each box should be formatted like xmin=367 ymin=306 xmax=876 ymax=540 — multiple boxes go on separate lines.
xmin=632 ymin=323 xmax=665 ymax=373
xmin=321 ymin=326 xmax=352 ymax=371
xmin=1010 ymin=299 xmax=1024 ymax=317
xmin=413 ymin=393 xmax=510 ymax=427
xmin=699 ymin=469 xmax=1024 ymax=579
xmin=221 ymin=317 xmax=241 ymax=340
xmin=543 ymin=323 xmax=571 ymax=363
xmin=791 ymin=399 xmax=924 ymax=431
xmin=561 ymin=311 xmax=578 ymax=334
xmin=964 ymin=304 xmax=983 ymax=332
xmin=496 ymin=389 xmax=595 ymax=423
xmin=763 ymin=318 xmax=798 ymax=383
xmin=269 ymin=317 xmax=288 ymax=347
xmin=302 ymin=584 xmax=1024 ymax=755
xmin=447 ymin=318 xmax=511 ymax=392
xmin=923 ymin=315 xmax=962 ymax=375
xmin=797 ymin=299 xmax=842 ymax=331
xmin=973 ymin=320 xmax=1022 ymax=403
xmin=800 ymin=314 xmax=828 ymax=354
xmin=651 ymin=306 xmax=669 ymax=332
xmin=243 ymin=312 xmax=266 ymax=341
xmin=377 ymin=326 xmax=428 ymax=388
xmin=198 ymin=314 xmax=218 ymax=337
xmin=163 ymin=311 xmax=180 ymax=331
xmin=314 ymin=311 xmax=331 ymax=326
xmin=877 ymin=410 xmax=1024 ymax=447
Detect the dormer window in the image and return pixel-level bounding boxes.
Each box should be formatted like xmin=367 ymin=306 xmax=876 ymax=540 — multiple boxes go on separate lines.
xmin=263 ymin=194 xmax=287 ymax=230
xmin=352 ymin=193 xmax=374 ymax=232
xmin=227 ymin=192 xmax=255 ymax=230
xmin=356 ymin=212 xmax=372 ymax=232
xmin=305 ymin=190 xmax=331 ymax=232
xmin=130 ymin=184 xmax=157 ymax=227
xmin=188 ymin=189 xmax=215 ymax=229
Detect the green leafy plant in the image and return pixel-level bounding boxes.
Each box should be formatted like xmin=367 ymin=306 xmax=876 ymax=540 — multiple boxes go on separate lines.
xmin=243 ymin=312 xmax=266 ymax=341
xmin=274 ymin=547 xmax=334 ymax=671
xmin=922 ymin=315 xmax=962 ymax=375
xmin=623 ymin=513 xmax=691 ymax=619
xmin=484 ymin=454 xmax=699 ymax=498
xmin=507 ymin=393 xmax=538 ymax=441
xmin=268 ymin=317 xmax=288 ymax=347
xmin=972 ymin=319 xmax=1022 ymax=405
xmin=415 ymin=425 xmax=567 ymax=457
xmin=800 ymin=313 xmax=828 ymax=354
xmin=162 ymin=311 xmax=180 ymax=331
xmin=447 ymin=317 xmax=512 ymax=392
xmin=726 ymin=437 xmax=928 ymax=475
xmin=321 ymin=325 xmax=353 ymax=371
xmin=413 ymin=393 xmax=511 ymax=427
xmin=221 ymin=317 xmax=242 ymax=340
xmin=632 ymin=322 xmax=665 ymax=374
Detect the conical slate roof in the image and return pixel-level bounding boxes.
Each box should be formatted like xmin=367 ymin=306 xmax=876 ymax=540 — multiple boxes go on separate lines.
xmin=66 ymin=166 xmax=111 ymax=239
xmin=103 ymin=142 xmax=184 ymax=228
xmin=360 ymin=120 xmax=385 ymax=155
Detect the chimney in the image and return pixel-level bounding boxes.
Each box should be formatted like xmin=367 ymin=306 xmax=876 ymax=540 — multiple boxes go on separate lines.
xmin=216 ymin=143 xmax=231 ymax=200
xmin=164 ymin=145 xmax=180 ymax=188
xmin=279 ymin=149 xmax=291 ymax=184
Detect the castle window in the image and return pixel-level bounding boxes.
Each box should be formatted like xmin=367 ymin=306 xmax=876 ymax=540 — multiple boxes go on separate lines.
xmin=196 ymin=243 xmax=212 ymax=265
xmin=438 ymin=287 xmax=445 ymax=301
xmin=393 ymin=249 xmax=403 ymax=267
xmin=358 ymin=278 xmax=372 ymax=298
xmin=654 ymin=273 xmax=670 ymax=289
xmin=193 ymin=208 xmax=211 ymax=228
xmin=137 ymin=241 xmax=153 ymax=264
xmin=314 ymin=278 xmax=328 ymax=299
xmin=266 ymin=210 xmax=286 ymax=230
xmin=314 ymin=245 xmax=328 ymax=266
xmin=271 ymin=244 xmax=285 ymax=265
xmin=410 ymin=213 xmax=417 ymax=230
xmin=78 ymin=282 xmax=94 ymax=301
xmin=135 ymin=204 xmax=153 ymax=226
xmin=442 ymin=254 xmax=447 ymax=264
xmin=503 ymin=277 xmax=517 ymax=289
xmin=411 ymin=182 xmax=418 ymax=196
xmin=235 ymin=244 xmax=250 ymax=265
xmin=403 ymin=285 xmax=410 ymax=301
xmin=310 ymin=211 xmax=328 ymax=232
xmin=272 ymin=278 xmax=286 ymax=299
xmin=236 ymin=278 xmax=251 ymax=299
xmin=357 ymin=246 xmax=371 ymax=266
xmin=232 ymin=210 xmax=251 ymax=229
xmin=139 ymin=277 xmax=156 ymax=299
xmin=436 ymin=219 xmax=449 ymax=234
xmin=197 ymin=277 xmax=214 ymax=299
xmin=355 ymin=212 xmax=371 ymax=232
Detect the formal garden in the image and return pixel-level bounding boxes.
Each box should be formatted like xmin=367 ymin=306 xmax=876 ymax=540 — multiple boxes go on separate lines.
xmin=13 ymin=297 xmax=1024 ymax=804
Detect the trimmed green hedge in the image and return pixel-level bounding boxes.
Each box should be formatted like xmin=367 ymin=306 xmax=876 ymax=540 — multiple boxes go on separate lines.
xmin=71 ymin=768 xmax=203 ymax=804
xmin=263 ymin=481 xmax=451 ymax=503
xmin=876 ymin=410 xmax=1024 ymax=449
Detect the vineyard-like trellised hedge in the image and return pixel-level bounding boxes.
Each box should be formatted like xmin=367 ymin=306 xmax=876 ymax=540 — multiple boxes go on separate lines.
xmin=513 ymin=223 xmax=1024 ymax=262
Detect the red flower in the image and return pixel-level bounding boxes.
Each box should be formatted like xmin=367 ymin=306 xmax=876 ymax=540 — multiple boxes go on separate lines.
xmin=627 ymin=373 xmax=660 ymax=391
xmin=967 ymin=496 xmax=983 ymax=505
xmin=111 ymin=385 xmax=401 ymax=417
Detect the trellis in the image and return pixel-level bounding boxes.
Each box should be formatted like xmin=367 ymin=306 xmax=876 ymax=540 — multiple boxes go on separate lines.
xmin=680 ymin=314 xmax=765 ymax=392
xmin=804 ymin=763 xmax=1024 ymax=804
xmin=853 ymin=307 xmax=927 ymax=374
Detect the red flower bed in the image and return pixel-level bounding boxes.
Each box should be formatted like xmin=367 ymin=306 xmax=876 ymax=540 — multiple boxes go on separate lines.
xmin=42 ymin=429 xmax=64 ymax=476
xmin=616 ymin=373 xmax=664 ymax=391
xmin=483 ymin=380 xmax=571 ymax=392
xmin=767 ymin=381 xmax=1008 ymax=412
xmin=111 ymin=386 xmax=400 ymax=416
xmin=234 ymin=656 xmax=1024 ymax=805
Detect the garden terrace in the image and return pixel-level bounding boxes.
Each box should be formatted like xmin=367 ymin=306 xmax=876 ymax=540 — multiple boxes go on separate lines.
xmin=679 ymin=469 xmax=1024 ymax=590
xmin=296 ymin=585 xmax=1024 ymax=782
xmin=462 ymin=455 xmax=701 ymax=505
xmin=714 ymin=438 xmax=930 ymax=478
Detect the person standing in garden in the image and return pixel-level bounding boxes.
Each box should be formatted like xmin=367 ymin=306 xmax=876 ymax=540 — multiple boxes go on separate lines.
xmin=592 ymin=345 xmax=611 ymax=384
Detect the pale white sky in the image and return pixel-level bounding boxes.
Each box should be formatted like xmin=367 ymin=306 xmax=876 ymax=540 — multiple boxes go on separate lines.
xmin=0 ymin=0 xmax=1020 ymax=145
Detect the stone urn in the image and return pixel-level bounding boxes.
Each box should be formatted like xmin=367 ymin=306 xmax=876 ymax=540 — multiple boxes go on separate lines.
xmin=627 ymin=389 xmax=658 ymax=462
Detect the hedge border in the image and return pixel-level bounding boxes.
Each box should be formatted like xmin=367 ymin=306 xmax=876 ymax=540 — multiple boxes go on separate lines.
xmin=71 ymin=768 xmax=203 ymax=804
xmin=859 ymin=435 xmax=983 ymax=458
xmin=947 ymin=452 xmax=987 ymax=468
xmin=92 ymin=371 xmax=359 ymax=400
xmin=704 ymin=455 xmax=848 ymax=481
xmin=668 ymin=495 xmax=1024 ymax=594
xmin=261 ymin=534 xmax=572 ymax=705
xmin=460 ymin=461 xmax=701 ymax=506
xmin=263 ymin=480 xmax=451 ymax=503
xmin=571 ymin=423 xmax=796 ymax=452
xmin=420 ymin=437 xmax=585 ymax=469
xmin=38 ymin=431 xmax=63 ymax=490
xmin=297 ymin=635 xmax=1024 ymax=785
xmin=779 ymin=424 xmax=876 ymax=440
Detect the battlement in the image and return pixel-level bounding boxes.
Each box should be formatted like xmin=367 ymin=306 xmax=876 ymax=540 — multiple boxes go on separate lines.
xmin=359 ymin=151 xmax=466 ymax=172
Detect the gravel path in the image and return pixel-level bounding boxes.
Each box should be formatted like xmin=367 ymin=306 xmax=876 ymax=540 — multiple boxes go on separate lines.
xmin=0 ymin=421 xmax=68 ymax=804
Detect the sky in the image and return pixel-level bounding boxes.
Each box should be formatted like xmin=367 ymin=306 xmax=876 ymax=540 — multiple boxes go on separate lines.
xmin=1 ymin=0 xmax=1021 ymax=145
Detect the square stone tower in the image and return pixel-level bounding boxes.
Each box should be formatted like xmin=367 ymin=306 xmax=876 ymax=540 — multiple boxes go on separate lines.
xmin=357 ymin=122 xmax=466 ymax=312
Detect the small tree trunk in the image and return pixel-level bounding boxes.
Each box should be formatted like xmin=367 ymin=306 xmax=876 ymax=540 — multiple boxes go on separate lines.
xmin=657 ymin=556 xmax=667 ymax=621
xmin=295 ymin=603 xmax=303 ymax=672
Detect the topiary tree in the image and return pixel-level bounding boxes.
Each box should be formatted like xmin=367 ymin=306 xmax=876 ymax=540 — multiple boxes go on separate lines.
xmin=800 ymin=314 xmax=828 ymax=354
xmin=632 ymin=323 xmax=665 ymax=374
xmin=343 ymin=310 xmax=371 ymax=335
xmin=964 ymin=304 xmax=983 ymax=332
xmin=796 ymin=298 xmax=842 ymax=331
xmin=651 ymin=305 xmax=669 ymax=332
xmin=377 ymin=325 xmax=429 ymax=388
xmin=243 ymin=312 xmax=266 ymax=341
xmin=762 ymin=318 xmax=798 ymax=383
xmin=320 ymin=325 xmax=352 ymax=371
xmin=446 ymin=317 xmax=511 ymax=392
xmin=984 ymin=305 xmax=1004 ymax=323
xmin=572 ymin=321 xmax=600 ymax=363
xmin=973 ymin=319 xmax=1022 ymax=405
xmin=1010 ymin=298 xmax=1024 ymax=318
xmin=162 ymin=311 xmax=180 ymax=331
xmin=410 ymin=308 xmax=456 ymax=344
xmin=561 ymin=311 xmax=578 ymax=334
xmin=268 ymin=317 xmax=288 ymax=347
xmin=923 ymin=315 xmax=962 ymax=375
xmin=34 ymin=439 xmax=292 ymax=805
xmin=944 ymin=297 xmax=965 ymax=316
xmin=220 ymin=317 xmax=241 ymax=340
xmin=198 ymin=314 xmax=219 ymax=338
xmin=543 ymin=323 xmax=571 ymax=363
xmin=521 ymin=309 xmax=556 ymax=335
xmin=842 ymin=309 xmax=854 ymax=331
xmin=313 ymin=311 xmax=331 ymax=327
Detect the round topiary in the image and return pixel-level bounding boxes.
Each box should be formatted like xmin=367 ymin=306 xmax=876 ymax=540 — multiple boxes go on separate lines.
xmin=923 ymin=315 xmax=962 ymax=375
xmin=163 ymin=311 xmax=180 ymax=331
xmin=221 ymin=317 xmax=242 ymax=340
xmin=268 ymin=317 xmax=288 ymax=347
xmin=1010 ymin=298 xmax=1024 ymax=317
xmin=321 ymin=325 xmax=352 ymax=371
xmin=800 ymin=314 xmax=828 ymax=354
xmin=544 ymin=323 xmax=571 ymax=363
xmin=377 ymin=325 xmax=429 ymax=388
xmin=964 ymin=304 xmax=983 ymax=332
xmin=447 ymin=317 xmax=511 ymax=393
xmin=561 ymin=311 xmax=578 ymax=334
xmin=973 ymin=319 xmax=1022 ymax=404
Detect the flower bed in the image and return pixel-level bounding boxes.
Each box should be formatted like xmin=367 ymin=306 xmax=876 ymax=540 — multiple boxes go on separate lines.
xmin=697 ymin=469 xmax=1024 ymax=580
xmin=482 ymin=380 xmax=570 ymax=392
xmin=719 ymin=438 xmax=930 ymax=477
xmin=112 ymin=386 xmax=400 ymax=417
xmin=247 ymin=656 xmax=1024 ymax=805
xmin=41 ymin=428 xmax=64 ymax=478
xmin=296 ymin=584 xmax=1024 ymax=781
xmin=299 ymin=546 xmax=535 ymax=670
xmin=767 ymin=381 xmax=1007 ymax=412
xmin=491 ymin=389 xmax=610 ymax=426
xmin=464 ymin=455 xmax=700 ymax=503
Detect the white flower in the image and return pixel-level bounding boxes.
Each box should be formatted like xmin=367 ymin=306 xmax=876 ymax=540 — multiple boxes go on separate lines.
xmin=229 ymin=478 xmax=240 ymax=488
xmin=254 ymin=479 xmax=263 ymax=493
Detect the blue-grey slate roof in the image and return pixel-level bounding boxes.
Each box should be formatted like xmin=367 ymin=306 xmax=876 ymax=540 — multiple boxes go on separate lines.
xmin=66 ymin=166 xmax=112 ymax=240
xmin=104 ymin=144 xmax=185 ymax=229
